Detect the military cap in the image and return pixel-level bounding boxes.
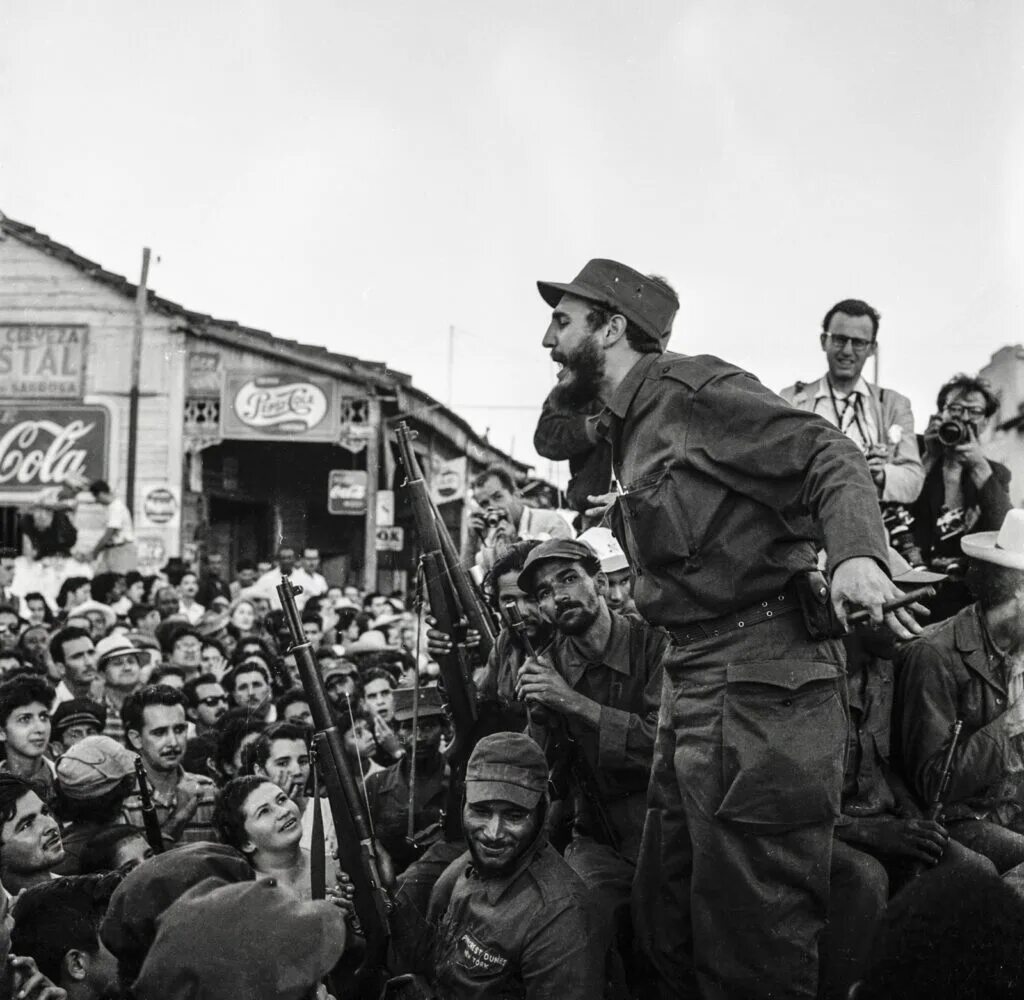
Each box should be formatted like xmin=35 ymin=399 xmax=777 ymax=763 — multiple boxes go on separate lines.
xmin=391 ymin=684 xmax=446 ymax=723
xmin=465 ymin=732 xmax=548 ymax=810
xmin=517 ymin=537 xmax=601 ymax=595
xmin=537 ymin=258 xmax=678 ymax=348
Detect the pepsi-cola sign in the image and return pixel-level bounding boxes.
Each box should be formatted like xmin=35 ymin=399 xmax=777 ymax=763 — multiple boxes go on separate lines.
xmin=0 ymin=404 xmax=109 ymax=492
xmin=222 ymin=373 xmax=338 ymax=442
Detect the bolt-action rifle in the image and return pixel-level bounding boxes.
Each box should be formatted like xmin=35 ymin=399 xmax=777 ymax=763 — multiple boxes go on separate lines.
xmin=504 ymin=602 xmax=621 ymax=854
xmin=277 ymin=578 xmax=393 ymax=997
xmin=395 ymin=422 xmax=498 ymax=841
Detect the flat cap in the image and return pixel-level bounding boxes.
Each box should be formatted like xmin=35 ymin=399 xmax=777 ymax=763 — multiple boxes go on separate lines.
xmin=56 ymin=735 xmax=137 ymax=800
xmin=51 ymin=698 xmax=108 ymax=738
xmin=133 ymin=878 xmax=346 ymax=1000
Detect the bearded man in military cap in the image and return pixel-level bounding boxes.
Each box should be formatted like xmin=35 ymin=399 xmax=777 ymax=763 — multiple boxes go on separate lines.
xmin=390 ymin=732 xmax=600 ymax=999
xmin=536 ymin=259 xmax=923 ymax=1000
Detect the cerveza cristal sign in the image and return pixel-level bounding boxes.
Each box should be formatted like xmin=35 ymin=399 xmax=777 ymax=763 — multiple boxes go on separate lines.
xmin=0 ymin=324 xmax=87 ymax=399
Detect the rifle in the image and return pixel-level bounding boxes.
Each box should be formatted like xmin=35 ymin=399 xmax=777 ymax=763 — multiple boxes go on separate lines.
xmin=504 ymin=602 xmax=622 ymax=854
xmin=395 ymin=422 xmax=497 ymax=840
xmin=911 ymin=718 xmax=963 ymax=877
xmin=395 ymin=422 xmax=497 ymax=660
xmin=134 ymin=757 xmax=165 ymax=855
xmin=277 ymin=578 xmax=393 ymax=997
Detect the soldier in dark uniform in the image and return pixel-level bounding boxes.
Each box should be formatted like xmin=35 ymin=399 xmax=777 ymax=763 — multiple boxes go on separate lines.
xmin=364 ymin=687 xmax=448 ymax=876
xmin=389 ymin=732 xmax=600 ymax=999
xmin=515 ymin=537 xmax=665 ymax=993
xmin=536 ymin=258 xmax=922 ymax=1000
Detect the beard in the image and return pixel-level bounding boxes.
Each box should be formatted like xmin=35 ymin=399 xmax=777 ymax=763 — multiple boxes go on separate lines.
xmin=551 ymin=335 xmax=605 ymax=410
xmin=553 ymin=601 xmax=600 ymax=636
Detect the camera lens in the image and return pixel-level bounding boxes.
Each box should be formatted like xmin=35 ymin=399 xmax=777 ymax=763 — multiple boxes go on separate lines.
xmin=937 ymin=419 xmax=968 ymax=447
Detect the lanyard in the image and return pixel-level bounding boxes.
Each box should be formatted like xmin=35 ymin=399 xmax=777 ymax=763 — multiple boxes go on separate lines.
xmin=826 ymin=379 xmax=872 ymax=449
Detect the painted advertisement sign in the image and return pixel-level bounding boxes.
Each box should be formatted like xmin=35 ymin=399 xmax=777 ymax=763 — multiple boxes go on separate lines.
xmin=328 ymin=469 xmax=367 ymax=515
xmin=222 ymin=373 xmax=338 ymax=442
xmin=0 ymin=404 xmax=109 ymax=491
xmin=0 ymin=324 xmax=88 ymax=398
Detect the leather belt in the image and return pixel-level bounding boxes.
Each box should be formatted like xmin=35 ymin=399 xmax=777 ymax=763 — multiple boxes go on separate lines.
xmin=668 ymin=591 xmax=800 ymax=647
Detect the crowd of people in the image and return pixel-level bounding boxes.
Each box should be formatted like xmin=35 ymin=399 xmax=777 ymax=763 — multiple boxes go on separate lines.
xmin=0 ymin=267 xmax=1022 ymax=998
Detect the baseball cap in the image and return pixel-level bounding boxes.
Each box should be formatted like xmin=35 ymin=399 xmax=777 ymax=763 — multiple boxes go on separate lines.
xmin=56 ymin=735 xmax=137 ymax=800
xmin=517 ymin=538 xmax=600 ymax=594
xmin=537 ymin=259 xmax=679 ymax=349
xmin=465 ymin=732 xmax=548 ymax=810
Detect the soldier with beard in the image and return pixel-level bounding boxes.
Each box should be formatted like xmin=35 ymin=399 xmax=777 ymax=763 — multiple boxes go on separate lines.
xmin=536 ymin=259 xmax=918 ymax=1000
xmin=515 ymin=538 xmax=665 ymax=994
xmin=390 ymin=733 xmax=599 ymax=999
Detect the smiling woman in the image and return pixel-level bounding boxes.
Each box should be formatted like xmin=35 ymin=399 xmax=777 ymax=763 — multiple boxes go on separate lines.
xmin=212 ymin=775 xmax=325 ymax=901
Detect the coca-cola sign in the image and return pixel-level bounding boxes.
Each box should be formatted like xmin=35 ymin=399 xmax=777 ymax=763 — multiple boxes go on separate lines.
xmin=0 ymin=405 xmax=109 ymax=492
xmin=222 ymin=373 xmax=339 ymax=442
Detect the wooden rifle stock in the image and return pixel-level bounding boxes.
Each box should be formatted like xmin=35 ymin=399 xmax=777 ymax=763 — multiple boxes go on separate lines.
xmin=394 ymin=422 xmax=497 ymax=660
xmin=277 ymin=578 xmax=393 ymax=995
xmin=134 ymin=757 xmax=165 ymax=855
xmin=504 ymin=603 xmax=622 ymax=854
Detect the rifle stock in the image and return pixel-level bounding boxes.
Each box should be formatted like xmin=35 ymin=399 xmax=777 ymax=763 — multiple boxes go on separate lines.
xmin=277 ymin=578 xmax=392 ymax=995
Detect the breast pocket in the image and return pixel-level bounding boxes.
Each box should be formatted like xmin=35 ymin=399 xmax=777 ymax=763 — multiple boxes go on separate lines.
xmin=716 ymin=662 xmax=846 ymax=829
xmin=617 ymin=468 xmax=694 ymax=570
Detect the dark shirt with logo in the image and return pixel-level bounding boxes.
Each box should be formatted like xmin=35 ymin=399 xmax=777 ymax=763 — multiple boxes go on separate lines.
xmin=425 ymin=839 xmax=600 ymax=999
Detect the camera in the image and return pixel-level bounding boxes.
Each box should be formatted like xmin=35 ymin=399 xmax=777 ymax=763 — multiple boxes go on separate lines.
xmin=937 ymin=418 xmax=971 ymax=447
xmin=484 ymin=510 xmax=507 ymax=528
xmin=881 ymin=503 xmax=926 ymax=568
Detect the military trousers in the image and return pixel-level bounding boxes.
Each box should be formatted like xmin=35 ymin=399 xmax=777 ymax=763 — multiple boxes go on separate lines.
xmin=632 ymin=612 xmax=846 ymax=1000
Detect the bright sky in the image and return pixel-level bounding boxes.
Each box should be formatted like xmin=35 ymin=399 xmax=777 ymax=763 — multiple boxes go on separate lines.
xmin=2 ymin=1 xmax=1023 ymax=486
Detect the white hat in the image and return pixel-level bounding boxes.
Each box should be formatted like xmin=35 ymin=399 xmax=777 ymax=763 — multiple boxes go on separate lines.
xmin=577 ymin=526 xmax=629 ymax=574
xmin=961 ymin=510 xmax=1024 ymax=571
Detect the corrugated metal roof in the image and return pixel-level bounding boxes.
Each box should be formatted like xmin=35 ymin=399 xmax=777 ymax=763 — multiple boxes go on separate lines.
xmin=0 ymin=211 xmax=531 ymax=475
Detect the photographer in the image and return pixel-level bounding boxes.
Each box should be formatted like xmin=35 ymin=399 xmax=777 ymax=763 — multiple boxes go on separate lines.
xmin=909 ymin=373 xmax=1012 ymax=619
xmin=462 ymin=465 xmax=573 ymax=575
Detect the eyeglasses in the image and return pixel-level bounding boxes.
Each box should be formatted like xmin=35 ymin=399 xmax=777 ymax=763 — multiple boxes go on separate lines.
xmin=198 ymin=695 xmax=228 ymax=707
xmin=944 ymin=403 xmax=987 ymax=420
xmin=826 ymin=334 xmax=874 ymax=354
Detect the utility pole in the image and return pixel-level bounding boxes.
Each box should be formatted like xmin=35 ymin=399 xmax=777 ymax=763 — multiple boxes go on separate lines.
xmin=446 ymin=324 xmax=455 ymax=406
xmin=363 ymin=396 xmax=381 ymax=592
xmin=126 ymin=248 xmax=150 ymax=517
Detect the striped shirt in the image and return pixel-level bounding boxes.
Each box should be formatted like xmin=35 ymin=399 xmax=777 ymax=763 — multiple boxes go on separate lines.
xmin=121 ymin=767 xmax=218 ymax=845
